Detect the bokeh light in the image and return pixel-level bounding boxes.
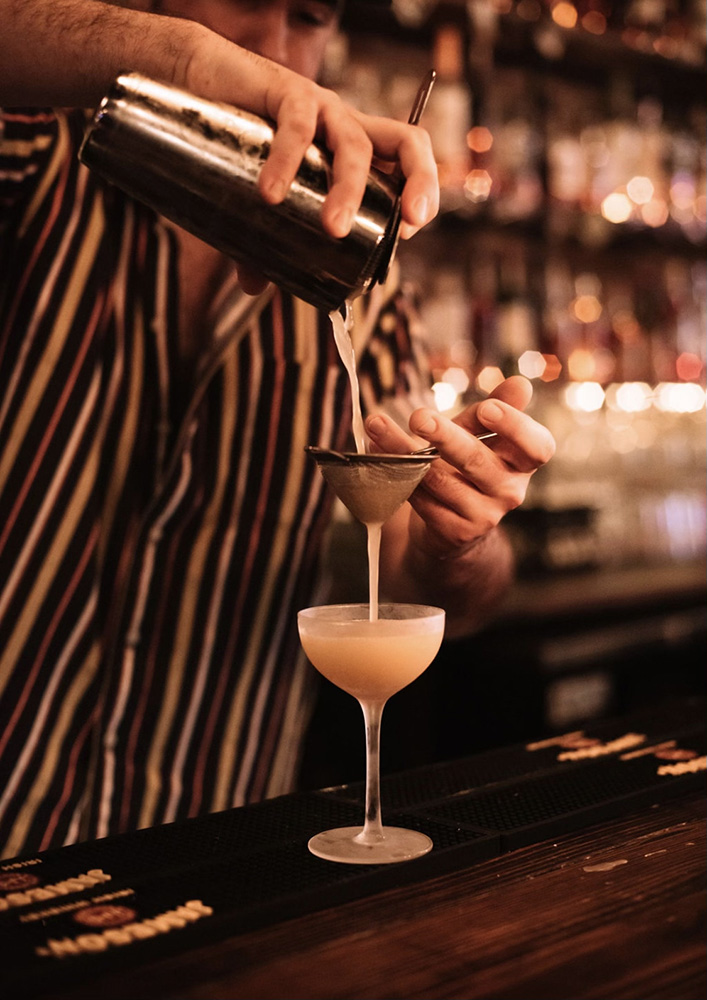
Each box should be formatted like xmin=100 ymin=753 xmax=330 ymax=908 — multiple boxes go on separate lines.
xmin=441 ymin=366 xmax=470 ymax=394
xmin=518 ymin=350 xmax=547 ymax=379
xmin=564 ymin=381 xmax=606 ymax=411
xmin=432 ymin=381 xmax=459 ymax=412
xmin=581 ymin=10 xmax=606 ymax=33
xmin=551 ymin=2 xmax=578 ymax=28
xmin=641 ymin=199 xmax=669 ymax=227
xmin=540 ymin=354 xmax=563 ymax=381
xmin=676 ymin=353 xmax=703 ymax=381
xmin=601 ymin=192 xmax=633 ymax=223
xmin=571 ymin=294 xmax=603 ymax=323
xmin=654 ymin=382 xmax=706 ymax=413
xmin=626 ymin=175 xmax=654 ymax=205
xmin=606 ymin=382 xmax=652 ymax=412
xmin=467 ymin=126 xmax=494 ymax=153
xmin=464 ymin=169 xmax=493 ymax=202
xmin=477 ymin=366 xmax=505 ymax=394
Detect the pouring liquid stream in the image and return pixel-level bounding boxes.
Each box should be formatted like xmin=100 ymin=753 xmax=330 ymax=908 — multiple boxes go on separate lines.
xmin=330 ymin=301 xmax=367 ymax=455
xmin=330 ymin=302 xmax=382 ymax=622
xmin=323 ymin=73 xmax=439 ymax=627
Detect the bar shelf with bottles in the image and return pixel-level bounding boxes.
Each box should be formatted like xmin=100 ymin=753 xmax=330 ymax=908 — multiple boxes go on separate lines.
xmin=333 ymin=0 xmax=706 ymax=579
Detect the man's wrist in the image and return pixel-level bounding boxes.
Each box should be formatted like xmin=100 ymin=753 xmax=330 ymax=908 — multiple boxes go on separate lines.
xmin=400 ymin=527 xmax=515 ymax=635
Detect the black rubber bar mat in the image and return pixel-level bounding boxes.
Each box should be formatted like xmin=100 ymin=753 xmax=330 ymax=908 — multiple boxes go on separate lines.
xmin=2 ymin=698 xmax=705 ymax=997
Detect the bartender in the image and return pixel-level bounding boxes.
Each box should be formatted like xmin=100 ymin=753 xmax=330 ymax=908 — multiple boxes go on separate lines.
xmin=0 ymin=0 xmax=555 ymax=861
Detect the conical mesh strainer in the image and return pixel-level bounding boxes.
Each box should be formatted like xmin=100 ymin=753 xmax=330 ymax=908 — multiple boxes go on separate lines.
xmin=306 ymin=446 xmax=437 ymax=524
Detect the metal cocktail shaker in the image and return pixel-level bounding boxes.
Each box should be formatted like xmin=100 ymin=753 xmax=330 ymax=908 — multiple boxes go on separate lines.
xmin=79 ymin=72 xmax=403 ymax=312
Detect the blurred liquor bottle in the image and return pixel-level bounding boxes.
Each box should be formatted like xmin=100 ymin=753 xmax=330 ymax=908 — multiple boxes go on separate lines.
xmin=425 ymin=18 xmax=472 ymax=200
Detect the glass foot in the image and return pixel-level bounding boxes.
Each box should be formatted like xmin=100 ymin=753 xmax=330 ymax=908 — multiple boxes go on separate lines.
xmin=308 ymin=826 xmax=433 ymax=864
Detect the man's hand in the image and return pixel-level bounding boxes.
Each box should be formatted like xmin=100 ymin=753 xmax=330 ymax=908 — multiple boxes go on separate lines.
xmin=365 ymin=376 xmax=556 ymax=561
xmin=184 ymin=35 xmax=439 ymax=242
xmin=2 ymin=1 xmax=439 ymax=276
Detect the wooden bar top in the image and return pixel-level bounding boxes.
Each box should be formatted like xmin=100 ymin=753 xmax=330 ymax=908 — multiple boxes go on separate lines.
xmin=30 ymin=793 xmax=706 ymax=1000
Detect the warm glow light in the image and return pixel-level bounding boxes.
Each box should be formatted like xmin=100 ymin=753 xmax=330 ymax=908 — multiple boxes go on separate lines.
xmin=467 ymin=126 xmax=493 ymax=153
xmin=441 ymin=366 xmax=470 ymax=394
xmin=641 ymin=199 xmax=669 ymax=227
xmin=432 ymin=381 xmax=459 ymax=412
xmin=464 ymin=169 xmax=493 ymax=202
xmin=654 ymin=382 xmax=706 ymax=413
xmin=601 ymin=192 xmax=633 ymax=224
xmin=626 ymin=175 xmax=654 ymax=205
xmin=571 ymin=294 xmax=603 ymax=323
xmin=676 ymin=353 xmax=704 ymax=381
xmin=551 ymin=1 xmax=578 ymax=28
xmin=518 ymin=350 xmax=547 ymax=379
xmin=564 ymin=381 xmax=605 ymax=412
xmin=476 ymin=366 xmax=505 ymax=394
xmin=581 ymin=10 xmax=606 ymax=33
xmin=540 ymin=354 xmax=563 ymax=382
xmin=606 ymin=382 xmax=652 ymax=412
xmin=567 ymin=348 xmax=596 ymax=381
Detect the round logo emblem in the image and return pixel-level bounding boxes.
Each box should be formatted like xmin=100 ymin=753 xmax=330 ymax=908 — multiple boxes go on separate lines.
xmin=0 ymin=872 xmax=40 ymax=892
xmin=655 ymin=748 xmax=698 ymax=761
xmin=73 ymin=904 xmax=137 ymax=928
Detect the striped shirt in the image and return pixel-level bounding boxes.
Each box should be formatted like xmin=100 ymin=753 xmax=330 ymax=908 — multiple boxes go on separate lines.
xmin=0 ymin=106 xmax=431 ymax=859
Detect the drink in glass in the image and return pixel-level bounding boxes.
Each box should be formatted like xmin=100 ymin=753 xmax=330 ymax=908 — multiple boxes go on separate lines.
xmin=298 ymin=602 xmax=445 ymax=864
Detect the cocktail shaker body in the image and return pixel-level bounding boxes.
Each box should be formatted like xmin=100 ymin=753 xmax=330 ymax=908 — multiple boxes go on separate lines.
xmin=79 ymin=73 xmax=402 ymax=312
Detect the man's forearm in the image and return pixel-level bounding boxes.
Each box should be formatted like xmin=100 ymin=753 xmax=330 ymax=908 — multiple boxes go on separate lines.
xmin=0 ymin=1 xmax=296 ymax=171
xmin=0 ymin=0 xmax=204 ymax=106
xmin=379 ymin=509 xmax=515 ymax=639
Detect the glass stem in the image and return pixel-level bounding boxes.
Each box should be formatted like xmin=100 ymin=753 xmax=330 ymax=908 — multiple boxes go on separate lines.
xmin=358 ymin=698 xmax=386 ymax=844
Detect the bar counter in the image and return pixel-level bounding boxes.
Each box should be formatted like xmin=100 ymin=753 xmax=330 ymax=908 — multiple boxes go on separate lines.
xmin=4 ymin=700 xmax=706 ymax=1000
xmin=26 ymin=793 xmax=706 ymax=1000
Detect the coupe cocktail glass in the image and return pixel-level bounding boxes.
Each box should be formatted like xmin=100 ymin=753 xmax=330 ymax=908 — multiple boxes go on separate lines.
xmin=298 ymin=602 xmax=445 ymax=864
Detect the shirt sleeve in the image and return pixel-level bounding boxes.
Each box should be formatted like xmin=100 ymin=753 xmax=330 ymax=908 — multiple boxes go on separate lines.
xmin=0 ymin=107 xmax=60 ymax=223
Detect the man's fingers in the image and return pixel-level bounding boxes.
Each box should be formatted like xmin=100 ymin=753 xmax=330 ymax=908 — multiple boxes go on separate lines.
xmin=255 ymin=82 xmax=439 ymax=242
xmin=365 ymin=413 xmax=421 ymax=453
xmin=319 ymin=103 xmax=375 ymax=238
xmin=488 ymin=374 xmax=533 ymax=411
xmin=258 ymin=91 xmax=320 ymax=204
